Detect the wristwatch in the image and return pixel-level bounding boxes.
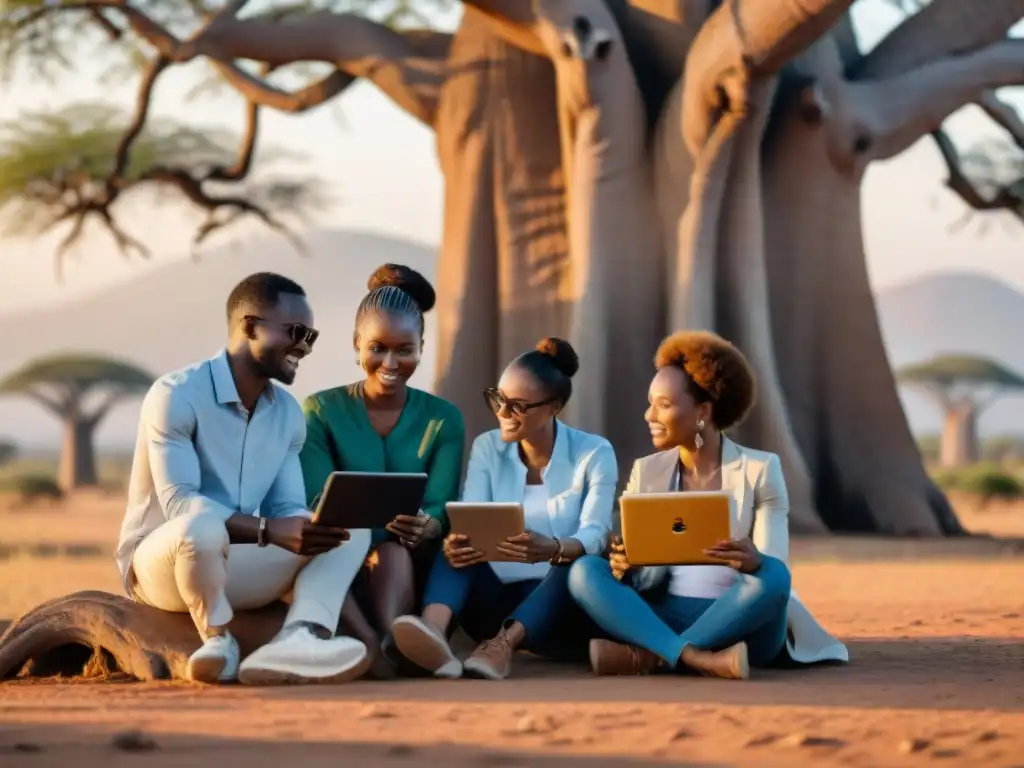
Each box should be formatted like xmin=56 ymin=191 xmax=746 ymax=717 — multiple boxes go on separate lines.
xmin=257 ymin=516 xmax=268 ymax=547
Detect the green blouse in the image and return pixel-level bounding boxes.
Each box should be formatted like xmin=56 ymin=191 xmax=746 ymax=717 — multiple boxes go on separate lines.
xmin=299 ymin=383 xmax=465 ymax=532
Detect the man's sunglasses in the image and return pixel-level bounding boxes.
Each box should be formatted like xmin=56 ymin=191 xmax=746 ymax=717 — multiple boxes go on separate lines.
xmin=482 ymin=387 xmax=558 ymax=417
xmin=246 ymin=316 xmax=320 ymax=347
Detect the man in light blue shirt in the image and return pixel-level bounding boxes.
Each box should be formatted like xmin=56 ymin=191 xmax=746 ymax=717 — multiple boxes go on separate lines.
xmin=116 ymin=272 xmax=372 ymax=684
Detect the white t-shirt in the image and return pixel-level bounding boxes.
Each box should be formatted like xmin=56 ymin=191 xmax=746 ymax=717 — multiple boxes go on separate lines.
xmin=667 ymin=464 xmax=737 ymax=600
xmin=490 ymin=484 xmax=553 ymax=584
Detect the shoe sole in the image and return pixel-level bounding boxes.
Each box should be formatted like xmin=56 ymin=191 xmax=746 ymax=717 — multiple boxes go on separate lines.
xmin=462 ymin=658 xmax=505 ymax=681
xmin=588 ymin=639 xmax=601 ymax=675
xmin=187 ymin=655 xmax=235 ymax=684
xmin=733 ymin=642 xmax=750 ymax=680
xmin=588 ymin=639 xmax=620 ymax=676
xmin=237 ymin=646 xmax=372 ymax=686
xmin=391 ymin=616 xmax=462 ymax=679
xmin=691 ymin=642 xmax=751 ymax=680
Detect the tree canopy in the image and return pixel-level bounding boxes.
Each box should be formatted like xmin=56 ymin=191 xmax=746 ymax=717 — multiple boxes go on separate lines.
xmin=0 ymin=353 xmax=154 ymax=399
xmin=898 ymin=353 xmax=1024 ymax=468
xmin=0 ymin=102 xmax=326 ymax=277
xmin=897 ymin=354 xmax=1024 ymax=390
xmin=0 ymin=0 xmax=454 ymax=276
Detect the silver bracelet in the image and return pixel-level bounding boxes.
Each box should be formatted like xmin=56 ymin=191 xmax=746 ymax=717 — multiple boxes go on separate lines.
xmin=550 ymin=537 xmax=565 ymax=565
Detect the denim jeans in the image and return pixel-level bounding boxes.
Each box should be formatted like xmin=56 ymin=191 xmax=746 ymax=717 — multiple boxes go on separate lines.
xmin=568 ymin=554 xmax=792 ymax=668
xmin=421 ymin=551 xmax=600 ymax=661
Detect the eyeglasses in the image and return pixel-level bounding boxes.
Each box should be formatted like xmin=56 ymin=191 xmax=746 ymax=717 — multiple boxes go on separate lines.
xmin=482 ymin=387 xmax=558 ymax=417
xmin=246 ymin=316 xmax=320 ymax=347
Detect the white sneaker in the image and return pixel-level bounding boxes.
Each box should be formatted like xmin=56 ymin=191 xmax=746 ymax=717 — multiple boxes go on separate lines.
xmin=390 ymin=615 xmax=463 ymax=678
xmin=187 ymin=632 xmax=239 ymax=683
xmin=238 ymin=624 xmax=370 ymax=685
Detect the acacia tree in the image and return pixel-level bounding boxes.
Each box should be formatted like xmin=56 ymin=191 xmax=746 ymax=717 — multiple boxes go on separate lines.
xmin=3 ymin=0 xmax=1023 ymax=535
xmin=0 ymin=102 xmax=327 ymax=280
xmin=0 ymin=354 xmax=154 ymax=490
xmin=898 ymin=355 xmax=1024 ymax=468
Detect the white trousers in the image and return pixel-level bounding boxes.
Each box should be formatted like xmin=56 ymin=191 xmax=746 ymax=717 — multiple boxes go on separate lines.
xmin=130 ymin=511 xmax=371 ymax=638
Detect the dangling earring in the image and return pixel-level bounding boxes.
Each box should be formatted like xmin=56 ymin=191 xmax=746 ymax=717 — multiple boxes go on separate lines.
xmin=694 ymin=419 xmax=705 ymax=451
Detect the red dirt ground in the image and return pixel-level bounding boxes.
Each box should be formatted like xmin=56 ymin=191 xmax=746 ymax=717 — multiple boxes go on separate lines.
xmin=1 ymin=500 xmax=1023 ymax=767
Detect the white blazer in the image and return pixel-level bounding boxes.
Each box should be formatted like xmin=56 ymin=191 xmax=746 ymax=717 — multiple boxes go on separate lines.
xmin=461 ymin=420 xmax=618 ymax=555
xmin=628 ymin=437 xmax=849 ymax=664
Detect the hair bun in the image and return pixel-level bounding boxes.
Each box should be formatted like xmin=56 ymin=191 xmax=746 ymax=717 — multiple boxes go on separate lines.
xmin=535 ymin=337 xmax=579 ymax=378
xmin=367 ymin=263 xmax=436 ymax=313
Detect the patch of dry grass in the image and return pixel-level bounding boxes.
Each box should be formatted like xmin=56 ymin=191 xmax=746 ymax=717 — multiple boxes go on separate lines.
xmin=0 ymin=485 xmax=1021 ymax=623
xmin=0 ymin=556 xmax=120 ymax=620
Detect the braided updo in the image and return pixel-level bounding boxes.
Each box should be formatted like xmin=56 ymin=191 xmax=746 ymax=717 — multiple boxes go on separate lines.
xmin=355 ymin=263 xmax=436 ymax=336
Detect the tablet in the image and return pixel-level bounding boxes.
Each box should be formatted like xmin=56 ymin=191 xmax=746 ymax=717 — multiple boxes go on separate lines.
xmin=619 ymin=491 xmax=734 ymax=566
xmin=445 ymin=502 xmax=526 ymax=563
xmin=312 ymin=471 xmax=428 ymax=529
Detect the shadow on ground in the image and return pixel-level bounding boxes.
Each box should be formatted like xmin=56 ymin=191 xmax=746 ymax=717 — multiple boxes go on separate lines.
xmin=0 ymin=723 xmax=712 ymax=767
xmin=1 ymin=635 xmax=1021 ymax=713
xmin=231 ymin=638 xmax=1023 ymax=713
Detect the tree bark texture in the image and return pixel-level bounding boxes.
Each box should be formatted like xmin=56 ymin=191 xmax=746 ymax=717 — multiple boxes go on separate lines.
xmin=432 ymin=7 xmax=572 ymax=449
xmin=761 ymin=87 xmax=959 ymax=534
xmin=0 ymin=591 xmax=287 ymax=681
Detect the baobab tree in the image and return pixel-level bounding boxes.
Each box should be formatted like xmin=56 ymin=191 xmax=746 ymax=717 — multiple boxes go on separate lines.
xmin=0 ymin=354 xmax=153 ymax=491
xmin=898 ymin=354 xmax=1024 ymax=468
xmin=2 ymin=0 xmax=1023 ymax=536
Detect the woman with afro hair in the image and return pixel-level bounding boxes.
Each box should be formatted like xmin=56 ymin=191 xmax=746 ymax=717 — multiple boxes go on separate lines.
xmin=568 ymin=331 xmax=848 ymax=678
xmin=391 ymin=337 xmax=617 ymax=681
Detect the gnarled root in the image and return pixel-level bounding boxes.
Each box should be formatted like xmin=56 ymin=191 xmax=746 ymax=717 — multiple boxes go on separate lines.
xmin=0 ymin=590 xmax=287 ymax=681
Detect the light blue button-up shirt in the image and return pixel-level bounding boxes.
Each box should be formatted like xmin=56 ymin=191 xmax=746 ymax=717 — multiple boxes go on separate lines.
xmin=115 ymin=349 xmax=308 ymax=591
xmin=461 ymin=419 xmax=618 ymax=556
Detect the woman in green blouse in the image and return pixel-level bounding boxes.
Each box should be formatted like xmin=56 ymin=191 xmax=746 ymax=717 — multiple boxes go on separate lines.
xmin=300 ymin=264 xmax=465 ymax=678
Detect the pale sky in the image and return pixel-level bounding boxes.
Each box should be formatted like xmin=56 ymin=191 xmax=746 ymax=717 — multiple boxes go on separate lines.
xmin=2 ymin=1 xmax=1024 ymax=315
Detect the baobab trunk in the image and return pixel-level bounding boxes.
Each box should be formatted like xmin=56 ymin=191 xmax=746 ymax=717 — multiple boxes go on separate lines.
xmin=451 ymin=0 xmax=954 ymax=533
xmin=433 ymin=7 xmax=571 ymax=449
xmin=707 ymin=78 xmax=822 ymax=534
xmin=58 ymin=418 xmax=98 ymax=491
xmin=533 ymin=1 xmax=667 ymax=478
xmin=761 ymin=86 xmax=961 ymax=534
xmin=940 ymin=400 xmax=979 ymax=468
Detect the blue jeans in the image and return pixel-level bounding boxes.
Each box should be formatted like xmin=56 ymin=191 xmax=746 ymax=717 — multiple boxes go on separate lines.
xmin=568 ymin=554 xmax=792 ymax=668
xmin=422 ymin=551 xmax=599 ymax=661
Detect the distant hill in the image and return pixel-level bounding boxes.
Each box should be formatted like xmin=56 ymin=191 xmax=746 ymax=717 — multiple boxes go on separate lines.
xmin=875 ymin=271 xmax=1024 ymax=436
xmin=3 ymin=239 xmax=1024 ymax=449
xmin=0 ymin=229 xmax=438 ymax=449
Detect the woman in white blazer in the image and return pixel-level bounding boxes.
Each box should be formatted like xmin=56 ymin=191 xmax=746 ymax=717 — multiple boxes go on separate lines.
xmin=392 ymin=337 xmax=617 ymax=680
xmin=568 ymin=330 xmax=848 ymax=679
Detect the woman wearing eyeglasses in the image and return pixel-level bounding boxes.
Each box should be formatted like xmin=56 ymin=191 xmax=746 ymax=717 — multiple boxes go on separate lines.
xmin=390 ymin=337 xmax=617 ymax=680
xmin=299 ymin=264 xmax=465 ymax=679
